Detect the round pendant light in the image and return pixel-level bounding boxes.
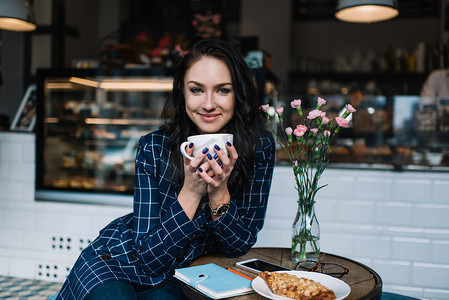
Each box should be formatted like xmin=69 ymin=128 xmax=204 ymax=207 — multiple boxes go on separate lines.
xmin=335 ymin=0 xmax=399 ymax=23
xmin=0 ymin=0 xmax=36 ymax=32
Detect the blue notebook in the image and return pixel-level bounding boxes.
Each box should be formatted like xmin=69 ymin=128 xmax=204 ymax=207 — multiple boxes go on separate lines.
xmin=174 ymin=263 xmax=254 ymax=299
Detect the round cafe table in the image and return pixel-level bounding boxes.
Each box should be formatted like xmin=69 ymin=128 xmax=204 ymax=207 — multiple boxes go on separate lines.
xmin=182 ymin=247 xmax=382 ymax=300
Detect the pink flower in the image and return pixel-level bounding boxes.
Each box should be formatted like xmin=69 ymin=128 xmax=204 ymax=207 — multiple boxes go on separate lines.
xmin=296 ymin=124 xmax=307 ymax=131
xmin=285 ymin=127 xmax=293 ymax=135
xmin=213 ymin=15 xmax=221 ymax=24
xmin=324 ymin=130 xmax=331 ymax=137
xmin=294 ymin=125 xmax=307 ymax=137
xmin=336 ymin=117 xmax=349 ymax=128
xmin=294 ymin=129 xmax=305 ymax=137
xmin=317 ymin=97 xmax=327 ymax=105
xmin=310 ymin=128 xmax=319 ymax=135
xmin=345 ymin=104 xmax=356 ymax=113
xmin=259 ymin=104 xmax=269 ymax=112
xmin=276 ymin=107 xmax=284 ymax=115
xmin=322 ymin=116 xmax=329 ymax=124
xmin=291 ymin=99 xmax=302 ymax=108
xmin=307 ymin=110 xmax=322 ymax=120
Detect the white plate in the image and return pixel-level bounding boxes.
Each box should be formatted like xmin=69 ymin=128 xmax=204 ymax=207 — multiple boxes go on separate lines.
xmin=252 ymin=271 xmax=351 ymax=300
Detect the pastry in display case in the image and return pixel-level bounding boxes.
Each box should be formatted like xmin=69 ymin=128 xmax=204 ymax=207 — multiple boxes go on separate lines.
xmin=35 ymin=68 xmax=173 ymax=205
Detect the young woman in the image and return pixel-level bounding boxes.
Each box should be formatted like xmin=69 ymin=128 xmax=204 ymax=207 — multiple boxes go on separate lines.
xmin=56 ymin=39 xmax=275 ymax=299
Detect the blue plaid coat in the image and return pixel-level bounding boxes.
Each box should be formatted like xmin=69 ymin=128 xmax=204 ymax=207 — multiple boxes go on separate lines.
xmin=56 ymin=129 xmax=275 ymax=299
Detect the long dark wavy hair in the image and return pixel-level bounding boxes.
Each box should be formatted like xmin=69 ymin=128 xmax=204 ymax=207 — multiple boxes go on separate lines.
xmin=160 ymin=39 xmax=266 ymax=195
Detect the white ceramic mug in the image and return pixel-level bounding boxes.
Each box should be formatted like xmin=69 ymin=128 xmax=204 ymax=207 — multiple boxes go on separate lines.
xmin=180 ymin=133 xmax=233 ymax=160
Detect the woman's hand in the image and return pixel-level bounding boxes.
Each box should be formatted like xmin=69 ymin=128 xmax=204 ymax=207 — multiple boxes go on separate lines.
xmin=178 ymin=144 xmax=211 ymax=220
xmin=185 ymin=144 xmax=211 ymax=194
xmin=198 ymin=142 xmax=238 ymax=210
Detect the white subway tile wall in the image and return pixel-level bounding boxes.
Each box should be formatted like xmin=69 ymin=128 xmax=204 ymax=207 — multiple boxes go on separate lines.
xmin=1 ymin=132 xmax=449 ymax=299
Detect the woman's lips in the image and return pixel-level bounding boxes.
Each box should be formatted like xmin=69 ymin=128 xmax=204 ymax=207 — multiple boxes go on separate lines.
xmin=200 ymin=113 xmax=220 ymax=122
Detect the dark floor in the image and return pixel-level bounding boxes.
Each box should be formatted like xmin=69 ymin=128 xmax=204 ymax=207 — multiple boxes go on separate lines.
xmin=0 ymin=276 xmax=62 ymax=300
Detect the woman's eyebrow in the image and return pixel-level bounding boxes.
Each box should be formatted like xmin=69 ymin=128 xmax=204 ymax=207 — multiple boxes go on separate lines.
xmin=215 ymin=82 xmax=233 ymax=88
xmin=186 ymin=81 xmax=232 ymax=88
xmin=186 ymin=80 xmax=204 ymax=87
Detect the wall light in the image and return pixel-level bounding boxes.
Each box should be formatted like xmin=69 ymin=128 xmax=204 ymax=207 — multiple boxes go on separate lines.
xmin=0 ymin=0 xmax=36 ymax=32
xmin=335 ymin=0 xmax=399 ymax=23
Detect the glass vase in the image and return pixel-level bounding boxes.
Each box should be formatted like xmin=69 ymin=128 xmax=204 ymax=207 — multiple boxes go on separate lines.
xmin=291 ymin=202 xmax=320 ymax=264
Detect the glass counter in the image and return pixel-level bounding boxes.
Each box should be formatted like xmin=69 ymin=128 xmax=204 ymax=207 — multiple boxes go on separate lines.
xmin=35 ymin=68 xmax=173 ymax=204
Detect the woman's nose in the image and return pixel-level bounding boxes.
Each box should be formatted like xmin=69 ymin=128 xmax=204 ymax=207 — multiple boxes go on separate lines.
xmin=202 ymin=93 xmax=216 ymax=110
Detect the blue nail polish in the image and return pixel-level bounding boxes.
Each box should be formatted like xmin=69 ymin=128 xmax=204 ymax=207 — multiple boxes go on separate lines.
xmin=202 ymin=147 xmax=209 ymax=154
xmin=188 ymin=142 xmax=194 ymax=148
xmin=213 ymin=154 xmax=218 ymax=159
xmin=198 ymin=167 xmax=203 ymax=173
xmin=207 ymin=153 xmax=212 ymax=160
xmin=226 ymin=141 xmax=232 ymax=147
xmin=214 ymin=144 xmax=220 ymax=151
xmin=218 ymin=161 xmax=222 ymax=166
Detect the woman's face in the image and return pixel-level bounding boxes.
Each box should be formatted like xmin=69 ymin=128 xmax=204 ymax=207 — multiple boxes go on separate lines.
xmin=183 ymin=56 xmax=235 ymax=134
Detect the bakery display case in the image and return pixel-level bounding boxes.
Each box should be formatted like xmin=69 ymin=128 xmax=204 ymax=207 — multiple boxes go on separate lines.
xmin=35 ymin=68 xmax=173 ymax=205
xmin=277 ymin=94 xmax=449 ymax=170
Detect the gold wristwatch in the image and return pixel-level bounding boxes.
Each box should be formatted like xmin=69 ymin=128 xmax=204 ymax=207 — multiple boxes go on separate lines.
xmin=209 ymin=202 xmax=230 ymax=216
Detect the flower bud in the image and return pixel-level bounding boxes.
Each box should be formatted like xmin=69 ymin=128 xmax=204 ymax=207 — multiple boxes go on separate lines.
xmin=345 ymin=104 xmax=356 ymax=113
xmin=294 ymin=125 xmax=307 ymax=137
xmin=276 ymin=107 xmax=284 ymax=115
xmin=317 ymin=97 xmax=326 ymax=105
xmin=259 ymin=104 xmax=269 ymax=112
xmin=285 ymin=127 xmax=293 ymax=145
xmin=291 ymin=99 xmax=302 ymax=108
xmin=307 ymin=110 xmax=322 ymax=120
xmin=335 ymin=116 xmax=349 ymax=128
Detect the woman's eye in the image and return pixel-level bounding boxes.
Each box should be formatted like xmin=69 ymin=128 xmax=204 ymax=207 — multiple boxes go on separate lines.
xmin=190 ymin=87 xmax=202 ymax=94
xmin=218 ymin=88 xmax=231 ymax=94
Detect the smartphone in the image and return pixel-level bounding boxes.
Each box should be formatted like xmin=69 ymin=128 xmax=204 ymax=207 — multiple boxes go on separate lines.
xmin=234 ymin=258 xmax=291 ymax=274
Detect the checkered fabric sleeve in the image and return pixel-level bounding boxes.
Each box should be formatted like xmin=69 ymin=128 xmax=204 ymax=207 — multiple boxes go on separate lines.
xmin=204 ymin=129 xmax=276 ymax=257
xmin=132 ymin=132 xmax=203 ymax=275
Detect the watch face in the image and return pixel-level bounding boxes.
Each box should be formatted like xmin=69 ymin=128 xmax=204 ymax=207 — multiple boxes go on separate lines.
xmin=215 ymin=204 xmax=230 ymax=215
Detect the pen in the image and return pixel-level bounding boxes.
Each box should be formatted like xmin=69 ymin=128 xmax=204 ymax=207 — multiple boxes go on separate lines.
xmin=227 ymin=268 xmax=254 ymax=281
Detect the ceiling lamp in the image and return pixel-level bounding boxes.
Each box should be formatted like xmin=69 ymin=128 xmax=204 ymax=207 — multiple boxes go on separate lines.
xmin=335 ymin=0 xmax=399 ymax=23
xmin=0 ymin=0 xmax=36 ymax=31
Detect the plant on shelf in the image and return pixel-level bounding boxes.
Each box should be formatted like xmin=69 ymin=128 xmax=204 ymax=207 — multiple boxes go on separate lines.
xmin=260 ymin=97 xmax=356 ymax=263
